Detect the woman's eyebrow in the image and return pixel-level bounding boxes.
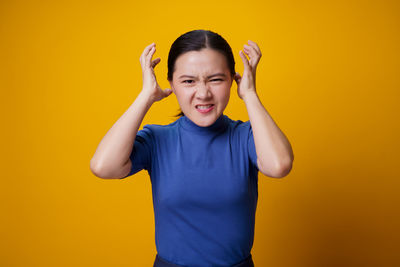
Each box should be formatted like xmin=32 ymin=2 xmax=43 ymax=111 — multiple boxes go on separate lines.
xmin=178 ymin=73 xmax=227 ymax=79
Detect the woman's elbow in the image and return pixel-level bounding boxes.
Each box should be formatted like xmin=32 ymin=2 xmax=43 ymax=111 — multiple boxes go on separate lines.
xmin=275 ymin=157 xmax=294 ymax=178
xmin=259 ymin=157 xmax=293 ymax=178
xmin=90 ymin=159 xmax=123 ymax=179
xmin=90 ymin=159 xmax=107 ymax=178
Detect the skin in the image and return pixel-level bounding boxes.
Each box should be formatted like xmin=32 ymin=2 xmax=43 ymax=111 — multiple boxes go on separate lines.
xmin=168 ymin=48 xmax=233 ymax=127
xmin=147 ymin=41 xmax=293 ymax=177
xmin=235 ymin=41 xmax=294 ymax=177
xmin=90 ymin=41 xmax=294 ymax=179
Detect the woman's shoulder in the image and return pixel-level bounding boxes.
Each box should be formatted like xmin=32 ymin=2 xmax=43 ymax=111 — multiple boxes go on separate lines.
xmin=224 ymin=115 xmax=251 ymax=130
xmin=139 ymin=117 xmax=181 ymax=135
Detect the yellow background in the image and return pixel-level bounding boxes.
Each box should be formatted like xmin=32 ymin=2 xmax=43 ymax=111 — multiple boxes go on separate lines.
xmin=1 ymin=0 xmax=399 ymax=266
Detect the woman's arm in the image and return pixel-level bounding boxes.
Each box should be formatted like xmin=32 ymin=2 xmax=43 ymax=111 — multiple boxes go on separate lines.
xmin=243 ymin=91 xmax=294 ymax=178
xmin=90 ymin=42 xmax=172 ymax=179
xmin=90 ymin=93 xmax=154 ymax=179
xmin=234 ymin=40 xmax=294 ymax=178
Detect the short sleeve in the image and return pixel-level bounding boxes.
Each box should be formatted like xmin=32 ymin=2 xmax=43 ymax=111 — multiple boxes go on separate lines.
xmin=120 ymin=125 xmax=153 ymax=178
xmin=247 ymin=122 xmax=259 ymax=170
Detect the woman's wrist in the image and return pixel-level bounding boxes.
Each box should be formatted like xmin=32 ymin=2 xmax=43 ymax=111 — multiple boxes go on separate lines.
xmin=242 ymin=90 xmax=258 ymax=104
xmin=137 ymin=90 xmax=156 ymax=108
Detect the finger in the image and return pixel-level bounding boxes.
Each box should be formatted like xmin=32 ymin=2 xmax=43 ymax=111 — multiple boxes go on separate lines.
xmin=239 ymin=50 xmax=251 ymax=71
xmin=141 ymin=43 xmax=155 ymax=60
xmin=144 ymin=42 xmax=155 ymax=56
xmin=146 ymin=46 xmax=156 ymax=67
xmin=247 ymin=40 xmax=262 ymax=56
xmin=244 ymin=44 xmax=257 ymax=59
xmin=140 ymin=43 xmax=155 ymax=66
xmin=243 ymin=46 xmax=254 ymax=59
xmin=244 ymin=44 xmax=261 ymax=68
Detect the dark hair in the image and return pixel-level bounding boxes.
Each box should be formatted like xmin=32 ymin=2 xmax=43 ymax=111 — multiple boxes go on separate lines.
xmin=167 ymin=29 xmax=236 ymax=117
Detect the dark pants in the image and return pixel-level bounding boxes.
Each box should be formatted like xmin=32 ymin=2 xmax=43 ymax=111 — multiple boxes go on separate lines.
xmin=153 ymin=253 xmax=255 ymax=267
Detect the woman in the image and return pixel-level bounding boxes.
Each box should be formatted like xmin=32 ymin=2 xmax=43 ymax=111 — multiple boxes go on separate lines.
xmin=90 ymin=29 xmax=294 ymax=267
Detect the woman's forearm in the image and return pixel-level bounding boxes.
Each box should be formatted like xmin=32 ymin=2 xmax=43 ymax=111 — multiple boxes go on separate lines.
xmin=90 ymin=92 xmax=154 ymax=178
xmin=243 ymin=91 xmax=294 ymax=177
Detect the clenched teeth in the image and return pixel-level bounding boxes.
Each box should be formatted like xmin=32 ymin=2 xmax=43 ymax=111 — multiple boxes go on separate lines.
xmin=196 ymin=104 xmax=213 ymax=109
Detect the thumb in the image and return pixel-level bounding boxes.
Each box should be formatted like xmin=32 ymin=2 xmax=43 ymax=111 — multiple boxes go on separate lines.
xmin=234 ymin=72 xmax=241 ymax=84
xmin=151 ymin=58 xmax=161 ymax=68
xmin=163 ymin=88 xmax=173 ymax=96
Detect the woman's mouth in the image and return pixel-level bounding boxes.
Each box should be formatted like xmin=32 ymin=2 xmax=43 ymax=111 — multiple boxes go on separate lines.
xmin=195 ymin=104 xmax=214 ymax=114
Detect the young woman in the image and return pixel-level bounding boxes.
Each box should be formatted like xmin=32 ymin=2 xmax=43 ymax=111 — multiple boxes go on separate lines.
xmin=90 ymin=29 xmax=294 ymax=267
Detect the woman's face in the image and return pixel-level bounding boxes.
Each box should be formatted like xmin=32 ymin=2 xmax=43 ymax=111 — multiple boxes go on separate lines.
xmin=169 ymin=48 xmax=233 ymax=127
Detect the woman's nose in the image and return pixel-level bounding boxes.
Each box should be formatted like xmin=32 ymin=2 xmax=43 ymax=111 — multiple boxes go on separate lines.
xmin=195 ymin=82 xmax=212 ymax=99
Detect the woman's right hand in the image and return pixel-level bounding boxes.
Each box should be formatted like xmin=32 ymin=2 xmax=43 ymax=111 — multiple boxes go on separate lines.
xmin=139 ymin=42 xmax=172 ymax=103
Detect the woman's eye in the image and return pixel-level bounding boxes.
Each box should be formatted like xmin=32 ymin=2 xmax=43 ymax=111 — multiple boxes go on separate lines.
xmin=182 ymin=79 xmax=223 ymax=84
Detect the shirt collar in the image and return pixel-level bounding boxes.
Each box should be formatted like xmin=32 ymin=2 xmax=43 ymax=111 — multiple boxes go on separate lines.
xmin=179 ymin=114 xmax=228 ymax=134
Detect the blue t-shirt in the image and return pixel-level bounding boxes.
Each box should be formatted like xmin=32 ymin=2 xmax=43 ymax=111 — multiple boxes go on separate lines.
xmin=122 ymin=114 xmax=259 ymax=267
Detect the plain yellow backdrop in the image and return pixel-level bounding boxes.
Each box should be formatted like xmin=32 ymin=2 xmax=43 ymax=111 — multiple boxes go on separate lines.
xmin=1 ymin=0 xmax=399 ymax=266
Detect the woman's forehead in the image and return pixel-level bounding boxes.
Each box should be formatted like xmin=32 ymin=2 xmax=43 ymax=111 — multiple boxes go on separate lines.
xmin=174 ymin=49 xmax=229 ymax=77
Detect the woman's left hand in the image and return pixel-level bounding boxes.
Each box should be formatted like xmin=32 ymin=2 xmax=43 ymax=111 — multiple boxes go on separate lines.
xmin=234 ymin=40 xmax=262 ymax=100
